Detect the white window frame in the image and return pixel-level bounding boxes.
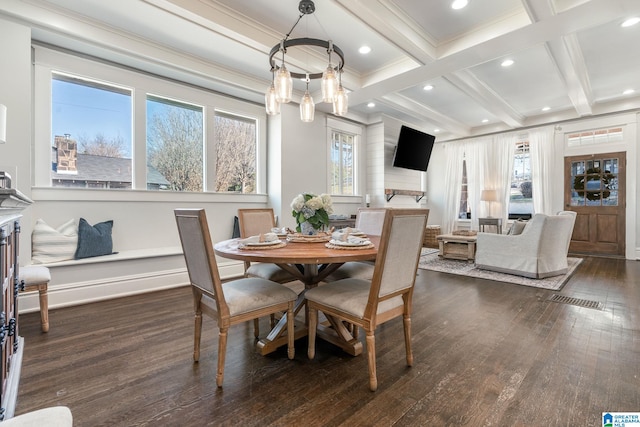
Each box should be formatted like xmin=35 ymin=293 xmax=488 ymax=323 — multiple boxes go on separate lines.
xmin=326 ymin=117 xmax=362 ymax=198
xmin=33 ymin=45 xmax=266 ymax=199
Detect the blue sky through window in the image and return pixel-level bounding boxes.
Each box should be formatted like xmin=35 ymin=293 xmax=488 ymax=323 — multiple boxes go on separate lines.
xmin=52 ymin=78 xmax=132 ymax=158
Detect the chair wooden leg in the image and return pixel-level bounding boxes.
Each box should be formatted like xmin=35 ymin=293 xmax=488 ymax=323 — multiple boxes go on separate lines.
xmin=307 ymin=307 xmax=317 ymax=360
xmin=403 ymin=313 xmax=413 ymax=366
xmin=193 ymin=310 xmax=202 ymax=362
xmin=366 ymin=330 xmax=377 ymax=391
xmin=286 ymin=303 xmax=295 ymax=360
xmin=37 ymin=284 xmax=49 ymax=333
xmin=217 ymin=327 xmax=228 ymax=388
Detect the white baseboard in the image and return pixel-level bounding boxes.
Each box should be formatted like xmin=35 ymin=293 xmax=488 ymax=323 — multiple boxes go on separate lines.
xmin=18 ymin=260 xmax=246 ymax=313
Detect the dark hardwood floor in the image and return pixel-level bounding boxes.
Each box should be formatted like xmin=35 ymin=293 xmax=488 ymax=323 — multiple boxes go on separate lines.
xmin=15 ymin=256 xmax=640 ymax=426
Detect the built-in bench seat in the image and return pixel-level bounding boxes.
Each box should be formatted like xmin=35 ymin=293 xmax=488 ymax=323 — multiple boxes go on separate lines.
xmin=33 ymin=246 xmax=184 ymax=268
xmin=19 ymin=245 xmax=245 ymax=313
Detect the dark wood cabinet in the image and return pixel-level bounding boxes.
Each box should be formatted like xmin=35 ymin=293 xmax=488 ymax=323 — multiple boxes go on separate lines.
xmin=0 ymin=215 xmax=22 ymax=420
xmin=0 ymin=189 xmax=32 ymax=420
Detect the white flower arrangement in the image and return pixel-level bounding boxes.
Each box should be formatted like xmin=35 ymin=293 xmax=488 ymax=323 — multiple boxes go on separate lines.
xmin=291 ymin=192 xmax=334 ymax=233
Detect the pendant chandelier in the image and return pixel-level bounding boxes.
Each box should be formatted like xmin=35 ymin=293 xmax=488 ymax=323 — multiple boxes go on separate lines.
xmin=265 ymin=0 xmax=348 ymax=122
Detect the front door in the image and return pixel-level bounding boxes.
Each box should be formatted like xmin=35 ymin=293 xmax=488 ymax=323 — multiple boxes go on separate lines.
xmin=564 ymin=152 xmax=625 ymax=257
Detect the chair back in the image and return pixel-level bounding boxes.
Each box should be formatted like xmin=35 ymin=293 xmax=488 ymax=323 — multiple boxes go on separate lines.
xmin=367 ymin=209 xmax=429 ymax=312
xmin=355 ymin=208 xmax=387 ymax=236
xmin=237 ymin=208 xmax=276 ymax=238
xmin=174 ymin=209 xmax=227 ymax=315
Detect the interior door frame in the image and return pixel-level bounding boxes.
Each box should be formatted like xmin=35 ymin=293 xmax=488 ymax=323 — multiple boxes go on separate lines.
xmin=555 ymin=113 xmax=637 ymax=260
xmin=564 ymin=152 xmax=626 ymax=257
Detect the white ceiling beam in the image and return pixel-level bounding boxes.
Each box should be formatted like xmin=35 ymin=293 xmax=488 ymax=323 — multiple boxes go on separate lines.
xmin=522 ymin=0 xmax=593 ymax=116
xmin=333 ymin=0 xmax=438 ymax=64
xmin=380 ymin=93 xmax=471 ymax=136
xmin=445 ymin=70 xmax=525 ymax=128
xmin=349 ymin=0 xmax=640 ymax=107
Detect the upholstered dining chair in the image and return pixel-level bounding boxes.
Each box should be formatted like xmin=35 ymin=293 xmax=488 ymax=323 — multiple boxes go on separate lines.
xmin=237 ymin=208 xmax=297 ymax=283
xmin=174 ymin=208 xmax=297 ymax=387
xmin=306 ymin=208 xmax=429 ymax=391
xmin=323 ymin=207 xmax=388 ymax=282
xmin=237 ymin=208 xmax=298 ymax=336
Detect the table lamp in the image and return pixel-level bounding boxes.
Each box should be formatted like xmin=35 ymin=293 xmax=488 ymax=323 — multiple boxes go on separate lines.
xmin=480 ymin=189 xmax=498 ymax=218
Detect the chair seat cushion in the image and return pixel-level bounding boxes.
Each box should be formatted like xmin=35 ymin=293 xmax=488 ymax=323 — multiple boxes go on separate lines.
xmin=246 ymin=262 xmax=296 ymax=283
xmin=305 ymin=278 xmax=403 ymax=319
xmin=323 ymin=261 xmax=374 ymax=282
xmin=3 ymin=406 xmax=72 ymax=427
xmin=224 ymin=277 xmax=297 ymax=316
xmin=19 ymin=265 xmax=51 ymax=284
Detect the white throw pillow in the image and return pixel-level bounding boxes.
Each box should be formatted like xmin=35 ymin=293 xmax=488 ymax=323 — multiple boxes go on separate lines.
xmin=31 ymin=219 xmax=78 ymax=264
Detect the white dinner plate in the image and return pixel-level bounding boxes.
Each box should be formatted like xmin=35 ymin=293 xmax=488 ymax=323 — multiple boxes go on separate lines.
xmin=242 ymin=240 xmax=281 ymax=247
xmin=329 ymin=239 xmax=371 ymax=247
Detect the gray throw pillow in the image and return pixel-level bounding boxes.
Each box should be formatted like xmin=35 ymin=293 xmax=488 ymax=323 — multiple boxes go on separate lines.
xmin=74 ymin=218 xmax=114 ymax=259
xmin=508 ymin=219 xmax=528 ymax=235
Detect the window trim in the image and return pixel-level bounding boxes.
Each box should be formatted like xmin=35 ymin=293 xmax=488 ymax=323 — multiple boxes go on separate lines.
xmin=34 ymin=44 xmax=267 ymax=196
xmin=326 ymin=117 xmax=362 ymax=197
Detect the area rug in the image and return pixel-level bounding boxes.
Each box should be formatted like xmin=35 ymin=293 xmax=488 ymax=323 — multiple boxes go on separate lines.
xmin=418 ymin=248 xmax=583 ymax=291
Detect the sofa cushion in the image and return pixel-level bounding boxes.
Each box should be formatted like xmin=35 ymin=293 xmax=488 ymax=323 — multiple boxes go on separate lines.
xmin=31 ymin=219 xmax=78 ymax=264
xmin=74 ymin=218 xmax=114 ymax=259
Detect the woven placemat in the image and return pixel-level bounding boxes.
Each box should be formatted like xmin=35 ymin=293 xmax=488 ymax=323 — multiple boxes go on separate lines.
xmin=239 ymin=241 xmax=286 ymax=250
xmin=325 ymin=242 xmax=375 ymax=250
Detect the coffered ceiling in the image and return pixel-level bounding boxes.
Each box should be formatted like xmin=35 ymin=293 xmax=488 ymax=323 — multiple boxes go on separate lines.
xmin=3 ymin=0 xmax=640 ymax=140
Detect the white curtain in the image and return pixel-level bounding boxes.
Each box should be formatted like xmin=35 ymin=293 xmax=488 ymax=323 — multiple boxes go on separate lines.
xmin=442 ymin=142 xmax=465 ymax=234
xmin=529 ymin=128 xmax=555 ymax=215
xmin=491 ymin=133 xmax=517 ymax=224
xmin=463 ymin=138 xmax=489 ymax=230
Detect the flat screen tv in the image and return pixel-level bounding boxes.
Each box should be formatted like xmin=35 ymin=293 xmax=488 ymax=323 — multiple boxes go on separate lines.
xmin=392 ymin=125 xmax=436 ymax=172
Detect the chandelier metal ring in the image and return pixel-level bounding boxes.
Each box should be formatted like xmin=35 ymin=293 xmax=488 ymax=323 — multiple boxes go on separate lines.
xmin=268 ymin=37 xmax=345 ymax=80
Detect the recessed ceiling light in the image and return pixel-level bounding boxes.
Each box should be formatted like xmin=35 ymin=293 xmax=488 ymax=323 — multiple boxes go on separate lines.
xmin=482 ymin=119 xmax=489 ymax=123
xmin=622 ymin=17 xmax=640 ymax=27
xmin=359 ymin=46 xmax=371 ymax=54
xmin=423 ymin=84 xmax=434 ymax=91
xmin=434 ymin=129 xmax=441 ymax=133
xmin=451 ymin=0 xmax=469 ymax=10
xmin=542 ymin=106 xmax=550 ymax=112
xmin=501 ymin=59 xmax=514 ymax=67
xmin=367 ymin=102 xmax=375 ymax=108
xmin=623 ymin=89 xmax=635 ymax=95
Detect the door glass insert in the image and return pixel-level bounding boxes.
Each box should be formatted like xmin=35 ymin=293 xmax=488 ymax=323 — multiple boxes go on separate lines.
xmin=570 ymin=158 xmax=618 ymax=206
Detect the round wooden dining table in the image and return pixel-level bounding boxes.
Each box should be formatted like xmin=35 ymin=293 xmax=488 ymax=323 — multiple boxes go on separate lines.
xmin=214 ymin=236 xmax=380 ymax=356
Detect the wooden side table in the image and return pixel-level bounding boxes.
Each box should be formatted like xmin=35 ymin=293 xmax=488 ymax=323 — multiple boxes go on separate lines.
xmin=437 ymin=234 xmax=477 ymax=261
xmin=478 ymin=217 xmax=502 ymax=234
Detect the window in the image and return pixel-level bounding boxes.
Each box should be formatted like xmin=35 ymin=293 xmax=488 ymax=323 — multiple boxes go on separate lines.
xmin=51 ymin=73 xmax=132 ymax=188
xmin=458 ymin=159 xmax=469 ymax=219
xmin=567 ymin=127 xmax=623 ymax=147
xmin=35 ymin=45 xmax=265 ymax=194
xmin=330 ymin=130 xmax=355 ymax=195
xmin=146 ymin=96 xmax=203 ymax=191
xmin=509 ymin=141 xmax=533 ymax=216
xmin=214 ymin=112 xmax=256 ymax=193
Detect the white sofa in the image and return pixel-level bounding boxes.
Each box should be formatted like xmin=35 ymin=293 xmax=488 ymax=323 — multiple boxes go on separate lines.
xmin=475 ymin=211 xmax=577 ymax=279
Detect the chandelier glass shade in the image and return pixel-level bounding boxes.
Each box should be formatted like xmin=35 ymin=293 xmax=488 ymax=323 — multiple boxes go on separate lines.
xmin=265 ymin=1 xmax=347 ymax=122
